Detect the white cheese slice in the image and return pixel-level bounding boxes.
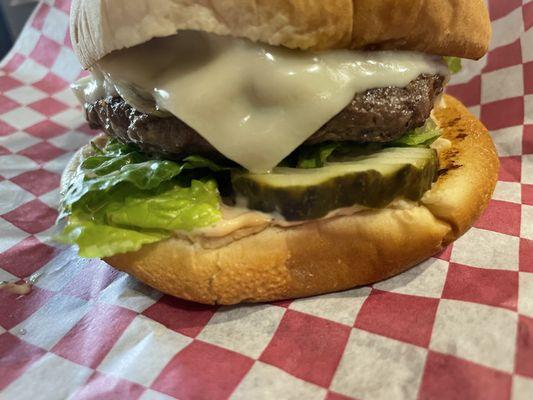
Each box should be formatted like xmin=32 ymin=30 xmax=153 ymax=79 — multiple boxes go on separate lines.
xmin=93 ymin=31 xmax=446 ymax=172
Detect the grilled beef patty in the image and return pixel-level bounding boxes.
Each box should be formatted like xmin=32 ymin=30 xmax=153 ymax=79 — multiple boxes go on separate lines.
xmin=86 ymin=74 xmax=445 ymax=162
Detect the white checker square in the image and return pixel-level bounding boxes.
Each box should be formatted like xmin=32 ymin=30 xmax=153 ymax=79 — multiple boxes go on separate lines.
xmin=519 ymin=272 xmax=533 ymax=318
xmin=331 ymin=329 xmax=427 ymax=400
xmin=0 ymin=218 xmax=28 ymax=253
xmin=4 ymin=85 xmax=47 ymax=105
xmin=140 ymin=390 xmax=177 ymax=400
xmin=53 ymin=88 xmax=80 ymax=107
xmin=1 ymin=353 xmax=92 ymax=400
xmin=11 ymin=294 xmax=90 ymax=350
xmin=374 ymin=257 xmax=449 ymax=298
xmin=430 ymin=299 xmax=517 ymax=372
xmin=14 ymin=27 xmax=41 ymax=57
xmin=50 ymin=131 xmax=92 ymax=151
xmin=491 ymin=126 xmax=523 ymax=157
xmin=525 ymin=95 xmax=533 ymax=125
xmin=98 ymin=315 xmax=191 ymax=386
xmin=521 ymin=27 xmax=533 ymax=63
xmin=289 ymin=287 xmax=370 ymax=326
xmin=51 ymin=47 xmax=83 ymax=83
xmin=0 ymin=267 xmax=18 ymax=283
xmin=31 ymin=247 xmax=93 ymax=292
xmin=492 ymin=181 xmax=522 ymax=204
xmin=0 ymin=180 xmax=35 ymax=214
xmin=0 ymin=131 xmax=40 ymax=152
xmin=38 ymin=189 xmax=60 ymax=209
xmin=98 ymin=275 xmax=162 ymax=312
xmin=451 ymin=55 xmax=487 ymax=85
xmin=451 ymin=227 xmax=519 ymax=270
xmin=490 ymin=8 xmax=524 ymax=49
xmin=481 ymin=65 xmax=524 ymax=104
xmin=11 ymin=58 xmax=49 ymax=84
xmin=231 ymin=362 xmax=326 ymax=400
xmin=512 ymin=375 xmax=533 ymax=400
xmin=0 ymin=155 xmax=39 ymax=178
xmin=42 ymin=151 xmax=74 ymax=174
xmin=468 ymin=105 xmax=481 ymax=119
xmin=51 ymin=108 xmax=85 ymax=129
xmin=0 ymin=107 xmax=45 ymax=130
xmin=522 ymin=205 xmax=533 ymax=240
xmin=523 ymin=154 xmax=533 ymax=185
xmin=197 ymin=304 xmax=285 ymax=358
xmin=34 ymin=224 xmax=60 ymax=246
xmin=0 ymin=325 xmax=6 ymax=335
xmin=42 ymin=7 xmax=69 ymax=44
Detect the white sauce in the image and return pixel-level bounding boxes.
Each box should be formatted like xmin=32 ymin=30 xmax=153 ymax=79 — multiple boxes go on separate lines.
xmin=78 ymin=31 xmax=446 ymax=172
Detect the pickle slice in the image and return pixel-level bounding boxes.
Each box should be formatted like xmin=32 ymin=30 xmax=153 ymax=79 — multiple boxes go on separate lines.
xmin=231 ymin=147 xmax=438 ymax=220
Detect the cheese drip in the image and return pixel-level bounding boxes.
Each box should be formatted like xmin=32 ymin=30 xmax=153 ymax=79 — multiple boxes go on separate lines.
xmin=94 ymin=31 xmax=446 ymax=172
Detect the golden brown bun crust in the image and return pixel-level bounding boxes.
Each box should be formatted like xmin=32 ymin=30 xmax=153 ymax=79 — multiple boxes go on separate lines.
xmin=83 ymin=95 xmax=499 ymax=305
xmin=71 ymin=0 xmax=491 ymax=69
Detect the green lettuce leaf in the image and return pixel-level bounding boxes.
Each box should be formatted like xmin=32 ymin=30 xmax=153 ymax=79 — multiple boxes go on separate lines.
xmin=389 ymin=119 xmax=441 ymax=147
xmin=444 ymin=57 xmax=462 ymax=74
xmin=58 ymin=139 xmax=223 ymax=258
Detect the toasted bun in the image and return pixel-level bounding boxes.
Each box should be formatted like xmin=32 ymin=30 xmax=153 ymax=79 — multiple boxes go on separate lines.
xmin=62 ymin=95 xmax=498 ymax=304
xmin=70 ymin=0 xmax=491 ymax=69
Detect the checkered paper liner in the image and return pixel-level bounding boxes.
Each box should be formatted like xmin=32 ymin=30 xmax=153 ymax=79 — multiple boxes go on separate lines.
xmin=0 ymin=0 xmax=532 ymax=399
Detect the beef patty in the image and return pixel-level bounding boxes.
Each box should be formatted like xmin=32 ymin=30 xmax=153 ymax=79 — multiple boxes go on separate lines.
xmin=86 ymin=74 xmax=445 ymax=162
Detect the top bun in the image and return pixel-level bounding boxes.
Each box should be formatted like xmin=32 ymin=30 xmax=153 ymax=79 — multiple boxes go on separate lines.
xmin=71 ymin=0 xmax=491 ymax=69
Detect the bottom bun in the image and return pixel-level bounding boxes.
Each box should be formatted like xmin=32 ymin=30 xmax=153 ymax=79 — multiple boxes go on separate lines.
xmin=75 ymin=95 xmax=498 ymax=304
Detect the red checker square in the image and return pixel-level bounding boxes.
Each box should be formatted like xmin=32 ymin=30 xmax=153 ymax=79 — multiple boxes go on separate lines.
xmin=442 ymin=263 xmax=518 ymax=310
xmin=33 ymin=73 xmax=69 ymax=95
xmin=62 ymin=261 xmax=121 ymax=300
xmin=64 ymin=29 xmax=72 ymax=48
xmin=525 ymin=1 xmax=533 ymax=31
xmin=142 ymin=295 xmax=217 ymax=338
xmin=488 ymin=0 xmax=522 ymax=21
xmin=0 ymin=95 xmax=20 ymax=114
xmin=0 ymin=236 xmax=56 ymax=278
xmin=525 ymin=62 xmax=533 ymax=95
xmin=53 ymin=303 xmax=136 ymax=368
xmin=326 ymin=392 xmax=357 ymax=400
xmin=516 ymin=315 xmax=533 ymax=378
xmin=0 ymin=145 xmax=10 ymax=156
xmin=419 ymin=351 xmax=512 ymax=400
xmin=28 ymin=98 xmax=69 ymax=117
xmin=473 ymin=199 xmax=521 ymax=236
xmin=0 ymin=286 xmax=54 ymax=330
xmin=54 ymin=0 xmax=72 ymax=14
xmin=481 ymin=97 xmax=524 ymax=131
xmin=269 ymin=299 xmax=293 ymax=308
xmin=2 ymin=199 xmax=58 ymax=234
xmin=29 ymin=36 xmax=62 ymax=68
xmin=0 ymin=76 xmax=23 ymax=92
xmin=0 ymin=333 xmax=47 ymax=390
xmin=31 ymin=4 xmax=50 ymax=30
xmin=77 ymin=122 xmax=97 ymax=136
xmin=524 ymin=125 xmax=533 ymax=155
xmin=522 ymin=184 xmax=533 ymax=206
xmin=25 ymin=119 xmax=69 ymax=139
xmin=18 ymin=142 xmax=66 ymax=164
xmin=484 ymin=40 xmax=522 ymax=74
xmin=0 ymin=120 xmax=16 ymax=136
xmin=354 ymin=289 xmax=439 ymax=348
xmin=10 ymin=169 xmax=60 ymax=196
xmin=520 ymin=239 xmax=533 ymax=273
xmin=260 ymin=310 xmax=351 ymax=387
xmin=446 ymin=76 xmax=481 ymax=107
xmin=498 ymin=156 xmax=522 ymax=183
xmin=71 ymin=372 xmax=145 ymax=400
xmin=152 ymin=340 xmax=254 ymax=400
xmin=435 ymin=244 xmax=452 ymax=261
xmin=2 ymin=54 xmax=25 ymax=74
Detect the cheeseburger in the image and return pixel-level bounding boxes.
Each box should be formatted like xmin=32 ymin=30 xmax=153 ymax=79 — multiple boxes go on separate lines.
xmin=60 ymin=0 xmax=498 ymax=304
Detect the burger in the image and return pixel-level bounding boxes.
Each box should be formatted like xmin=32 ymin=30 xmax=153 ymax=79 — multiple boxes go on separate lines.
xmin=60 ymin=0 xmax=498 ymax=304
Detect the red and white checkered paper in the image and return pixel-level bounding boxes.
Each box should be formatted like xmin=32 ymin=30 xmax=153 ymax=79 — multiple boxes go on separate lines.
xmin=0 ymin=1 xmax=532 ymax=399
